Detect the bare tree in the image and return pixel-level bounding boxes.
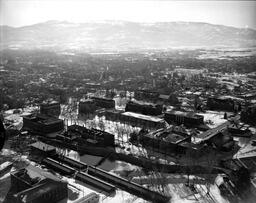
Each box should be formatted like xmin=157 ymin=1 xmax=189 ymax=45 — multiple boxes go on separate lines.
xmin=203 ymin=150 xmax=217 ymax=194
xmin=98 ymin=117 xmax=105 ymax=131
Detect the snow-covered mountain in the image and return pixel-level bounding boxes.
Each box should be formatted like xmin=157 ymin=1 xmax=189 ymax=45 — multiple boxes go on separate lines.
xmin=1 ymin=20 xmax=256 ymax=51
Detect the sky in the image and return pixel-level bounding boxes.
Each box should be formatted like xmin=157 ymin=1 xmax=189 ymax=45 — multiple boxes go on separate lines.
xmin=0 ymin=0 xmax=256 ymax=29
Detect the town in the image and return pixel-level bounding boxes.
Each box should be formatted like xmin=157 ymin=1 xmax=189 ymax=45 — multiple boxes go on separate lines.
xmin=1 ymin=48 xmax=256 ymax=203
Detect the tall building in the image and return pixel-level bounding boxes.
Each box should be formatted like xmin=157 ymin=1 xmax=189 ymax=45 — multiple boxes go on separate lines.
xmin=40 ymin=101 xmax=61 ymax=118
xmin=78 ymin=99 xmax=97 ymax=114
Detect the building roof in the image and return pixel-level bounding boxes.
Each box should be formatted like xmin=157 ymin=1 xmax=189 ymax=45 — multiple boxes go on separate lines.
xmin=15 ymin=180 xmax=62 ymax=202
xmin=144 ymin=128 xmax=189 ymax=144
xmin=91 ymin=96 xmax=114 ymax=101
xmin=158 ymin=94 xmax=169 ymax=100
xmin=217 ymin=95 xmax=244 ymax=102
xmin=129 ymin=100 xmax=159 ymax=107
xmin=41 ymin=100 xmax=60 ymax=106
xmin=166 ymin=110 xmax=203 ymax=119
xmin=234 ymin=144 xmax=256 ymax=159
xmin=80 ymin=98 xmax=94 ymax=103
xmin=23 ymin=114 xmax=63 ymax=125
xmin=12 ymin=165 xmax=63 ymax=186
xmin=30 ymin=141 xmax=56 ymax=152
xmin=122 ymin=111 xmax=164 ymax=123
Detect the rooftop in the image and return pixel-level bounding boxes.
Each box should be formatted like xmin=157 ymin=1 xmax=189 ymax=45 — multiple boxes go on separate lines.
xmin=122 ymin=111 xmax=164 ymax=123
xmin=129 ymin=100 xmax=157 ymax=107
xmin=12 ymin=165 xmax=63 ymax=186
xmin=15 ymin=180 xmax=62 ymax=202
xmin=41 ymin=100 xmax=60 ymax=106
xmin=145 ymin=129 xmax=187 ymax=144
xmin=91 ymin=96 xmax=114 ymax=101
xmin=166 ymin=110 xmax=203 ymax=119
xmin=217 ymin=95 xmax=244 ymax=102
xmin=23 ymin=114 xmax=63 ymax=125
xmin=30 ymin=141 xmax=56 ymax=152
xmin=80 ymin=98 xmax=94 ymax=103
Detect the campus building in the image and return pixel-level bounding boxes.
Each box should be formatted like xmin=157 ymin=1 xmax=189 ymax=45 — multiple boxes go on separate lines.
xmin=67 ymin=124 xmax=115 ymax=147
xmin=10 ymin=165 xmax=68 ymax=203
xmin=164 ymin=110 xmax=204 ymax=127
xmin=91 ymin=97 xmax=115 ymax=109
xmin=40 ymin=101 xmax=61 ymax=118
xmin=22 ymin=114 xmax=64 ymax=135
xmin=78 ymin=99 xmax=97 ymax=114
xmin=125 ymin=101 xmax=162 ymax=116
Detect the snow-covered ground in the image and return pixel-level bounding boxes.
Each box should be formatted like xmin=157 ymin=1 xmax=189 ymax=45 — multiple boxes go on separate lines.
xmin=1 ymin=106 xmax=244 ymax=203
xmin=198 ymin=110 xmax=228 ymax=128
xmin=3 ymin=106 xmax=39 ymax=130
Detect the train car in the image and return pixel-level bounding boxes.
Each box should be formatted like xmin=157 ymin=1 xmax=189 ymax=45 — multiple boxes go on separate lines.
xmin=42 ymin=158 xmax=75 ymax=175
xmin=75 ymin=172 xmax=116 ymax=195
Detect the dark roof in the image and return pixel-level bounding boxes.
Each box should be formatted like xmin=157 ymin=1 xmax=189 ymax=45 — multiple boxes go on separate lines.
xmin=166 ymin=110 xmax=203 ymax=119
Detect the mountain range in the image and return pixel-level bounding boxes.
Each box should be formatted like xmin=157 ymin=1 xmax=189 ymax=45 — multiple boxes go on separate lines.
xmin=1 ymin=20 xmax=256 ymax=51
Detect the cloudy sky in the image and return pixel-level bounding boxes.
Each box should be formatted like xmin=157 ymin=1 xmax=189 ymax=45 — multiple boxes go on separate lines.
xmin=1 ymin=0 xmax=256 ymax=29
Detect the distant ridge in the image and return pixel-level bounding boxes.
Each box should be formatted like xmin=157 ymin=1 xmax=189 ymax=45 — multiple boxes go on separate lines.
xmin=1 ymin=20 xmax=256 ymax=51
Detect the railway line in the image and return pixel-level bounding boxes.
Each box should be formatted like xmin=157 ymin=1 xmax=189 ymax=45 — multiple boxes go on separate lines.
xmin=41 ymin=154 xmax=170 ymax=203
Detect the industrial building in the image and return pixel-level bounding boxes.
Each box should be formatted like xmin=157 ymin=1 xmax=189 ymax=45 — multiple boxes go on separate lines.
xmin=125 ymin=101 xmax=163 ymax=116
xmin=10 ymin=165 xmax=68 ymax=203
xmin=164 ymin=110 xmax=204 ymax=127
xmin=40 ymin=100 xmax=61 ymax=118
xmin=22 ymin=114 xmax=64 ymax=135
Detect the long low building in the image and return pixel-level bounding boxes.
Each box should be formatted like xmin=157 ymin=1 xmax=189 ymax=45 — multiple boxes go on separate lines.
xmin=125 ymin=101 xmax=162 ymax=116
xmin=78 ymin=99 xmax=97 ymax=114
xmin=67 ymin=124 xmax=115 ymax=147
xmin=91 ymin=96 xmax=115 ymax=109
xmin=105 ymin=109 xmax=166 ymax=129
xmin=207 ymin=96 xmax=243 ymax=112
xmin=164 ymin=110 xmax=204 ymax=127
xmin=134 ymin=128 xmax=205 ymax=155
